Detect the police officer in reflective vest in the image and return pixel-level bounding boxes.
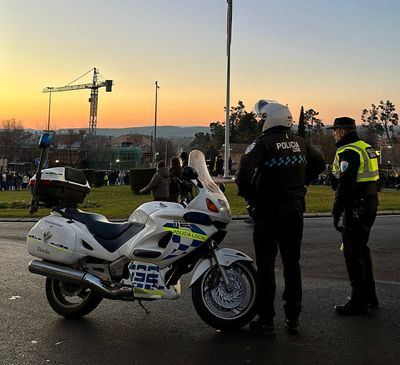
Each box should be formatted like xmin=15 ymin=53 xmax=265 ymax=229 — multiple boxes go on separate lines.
xmin=236 ymin=100 xmax=325 ymax=336
xmin=330 ymin=117 xmax=380 ymax=315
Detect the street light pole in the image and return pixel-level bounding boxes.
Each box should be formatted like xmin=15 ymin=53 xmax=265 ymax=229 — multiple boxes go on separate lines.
xmin=153 ymin=81 xmax=160 ymax=166
xmin=224 ymin=0 xmax=232 ymax=178
xmin=47 ymin=91 xmax=52 ymax=132
xmin=165 ymin=139 xmax=168 ymax=164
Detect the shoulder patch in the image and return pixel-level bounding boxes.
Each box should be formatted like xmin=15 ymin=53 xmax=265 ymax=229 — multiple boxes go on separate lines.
xmin=366 ymin=147 xmax=377 ymax=159
xmin=340 ymin=161 xmax=349 ymax=172
xmin=245 ymin=142 xmax=256 ymax=154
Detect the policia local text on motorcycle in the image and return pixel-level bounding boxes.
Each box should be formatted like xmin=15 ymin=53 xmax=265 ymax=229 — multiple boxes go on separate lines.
xmin=236 ymin=99 xmax=325 ymax=336
xmin=329 ymin=117 xmax=380 ymax=315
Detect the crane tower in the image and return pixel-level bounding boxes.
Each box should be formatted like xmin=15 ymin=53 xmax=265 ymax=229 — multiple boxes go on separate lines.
xmin=43 ymin=68 xmax=113 ymax=135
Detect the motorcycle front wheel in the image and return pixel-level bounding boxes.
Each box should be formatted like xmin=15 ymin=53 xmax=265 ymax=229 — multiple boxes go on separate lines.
xmin=45 ymin=278 xmax=103 ymax=319
xmin=191 ymin=261 xmax=257 ymax=331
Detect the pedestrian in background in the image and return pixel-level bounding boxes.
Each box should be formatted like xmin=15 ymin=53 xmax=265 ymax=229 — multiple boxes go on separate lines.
xmin=180 ymin=151 xmax=189 ymax=168
xmin=1 ymin=171 xmax=7 ymax=190
xmin=140 ymin=160 xmax=170 ymax=201
xmin=236 ymin=99 xmax=325 ymax=336
xmin=9 ymin=172 xmax=15 ymax=191
xmin=22 ymin=174 xmax=29 ymax=189
xmin=216 ymin=156 xmax=224 ymax=177
xmin=329 ymin=117 xmax=379 ymax=315
xmin=118 ymin=171 xmax=125 ymax=185
xmin=208 ymin=156 xmax=216 ymax=176
xmin=169 ymin=156 xmax=182 ymax=203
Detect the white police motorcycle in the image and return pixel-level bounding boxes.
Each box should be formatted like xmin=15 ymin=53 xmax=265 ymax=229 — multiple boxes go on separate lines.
xmin=27 ymin=139 xmax=257 ymax=331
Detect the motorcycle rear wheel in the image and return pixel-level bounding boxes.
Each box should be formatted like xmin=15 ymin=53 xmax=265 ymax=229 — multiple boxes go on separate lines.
xmin=192 ymin=261 xmax=257 ymax=331
xmin=45 ymin=278 xmax=103 ymax=319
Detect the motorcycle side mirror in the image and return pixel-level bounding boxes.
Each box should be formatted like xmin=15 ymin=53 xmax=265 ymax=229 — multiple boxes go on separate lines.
xmin=219 ymin=182 xmax=226 ymax=193
xmin=182 ymin=166 xmax=198 ymax=181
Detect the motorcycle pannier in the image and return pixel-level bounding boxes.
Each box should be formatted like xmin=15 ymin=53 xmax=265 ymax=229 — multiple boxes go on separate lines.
xmin=29 ymin=167 xmax=90 ymax=207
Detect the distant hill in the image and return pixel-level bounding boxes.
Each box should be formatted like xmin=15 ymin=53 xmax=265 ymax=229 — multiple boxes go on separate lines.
xmin=55 ymin=126 xmax=210 ymax=138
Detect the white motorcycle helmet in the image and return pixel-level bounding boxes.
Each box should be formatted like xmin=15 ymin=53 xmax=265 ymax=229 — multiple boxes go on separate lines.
xmin=253 ymin=99 xmax=293 ymax=132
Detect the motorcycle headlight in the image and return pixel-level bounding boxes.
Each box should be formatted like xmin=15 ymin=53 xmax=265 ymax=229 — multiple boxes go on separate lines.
xmin=218 ymin=199 xmax=231 ymax=217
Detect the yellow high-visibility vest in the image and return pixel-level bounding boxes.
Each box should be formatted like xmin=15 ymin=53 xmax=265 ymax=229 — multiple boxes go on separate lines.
xmin=332 ymin=140 xmax=379 ymax=183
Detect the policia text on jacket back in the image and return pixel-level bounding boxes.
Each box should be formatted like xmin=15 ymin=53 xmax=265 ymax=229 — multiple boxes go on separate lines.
xmin=236 ymin=100 xmax=325 ymax=336
xmin=329 ymin=117 xmax=379 ymax=316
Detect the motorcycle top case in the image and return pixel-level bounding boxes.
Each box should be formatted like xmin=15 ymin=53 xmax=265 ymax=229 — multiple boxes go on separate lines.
xmin=27 ymin=215 xmax=83 ymax=264
xmin=29 ymin=167 xmax=90 ymax=207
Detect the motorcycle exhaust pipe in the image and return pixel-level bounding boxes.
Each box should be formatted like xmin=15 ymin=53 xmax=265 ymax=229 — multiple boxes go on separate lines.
xmin=28 ymin=260 xmax=132 ymax=300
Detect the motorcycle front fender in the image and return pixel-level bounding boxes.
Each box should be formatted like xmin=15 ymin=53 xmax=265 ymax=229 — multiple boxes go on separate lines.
xmin=189 ymin=248 xmax=253 ymax=287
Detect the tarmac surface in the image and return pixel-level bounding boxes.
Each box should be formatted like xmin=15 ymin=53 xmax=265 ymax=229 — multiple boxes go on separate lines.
xmin=1 ymin=217 xmax=400 ymax=364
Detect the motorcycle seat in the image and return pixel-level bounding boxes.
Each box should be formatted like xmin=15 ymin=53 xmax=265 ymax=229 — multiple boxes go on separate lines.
xmin=64 ymin=208 xmax=144 ymax=252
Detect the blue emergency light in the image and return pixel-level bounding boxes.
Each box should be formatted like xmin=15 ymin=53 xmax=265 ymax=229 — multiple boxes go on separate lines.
xmin=39 ymin=133 xmax=52 ymax=148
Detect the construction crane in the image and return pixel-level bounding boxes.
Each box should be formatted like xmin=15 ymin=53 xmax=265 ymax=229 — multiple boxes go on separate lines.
xmin=43 ymin=68 xmax=113 ymax=135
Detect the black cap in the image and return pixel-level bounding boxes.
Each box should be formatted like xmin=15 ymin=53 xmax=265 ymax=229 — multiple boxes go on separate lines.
xmin=328 ymin=117 xmax=356 ymax=130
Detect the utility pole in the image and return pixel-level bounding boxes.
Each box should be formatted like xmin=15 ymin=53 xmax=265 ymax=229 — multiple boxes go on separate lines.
xmin=46 ymin=91 xmax=52 ymax=131
xmin=44 ymin=90 xmax=52 ymax=164
xmin=153 ymin=81 xmax=160 ymax=166
xmin=224 ymin=0 xmax=233 ymax=178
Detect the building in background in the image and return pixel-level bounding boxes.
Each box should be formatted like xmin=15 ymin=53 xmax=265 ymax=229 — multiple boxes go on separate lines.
xmin=112 ymin=134 xmax=152 ymax=167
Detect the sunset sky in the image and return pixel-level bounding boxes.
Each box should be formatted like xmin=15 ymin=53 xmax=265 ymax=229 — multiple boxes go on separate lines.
xmin=1 ymin=0 xmax=399 ymax=130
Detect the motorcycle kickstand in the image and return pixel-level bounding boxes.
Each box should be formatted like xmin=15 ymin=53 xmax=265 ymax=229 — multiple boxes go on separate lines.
xmin=137 ymin=300 xmax=150 ymax=314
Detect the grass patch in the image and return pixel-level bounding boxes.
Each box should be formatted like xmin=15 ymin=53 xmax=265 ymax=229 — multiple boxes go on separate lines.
xmin=0 ymin=184 xmax=399 ymax=218
xmin=79 ymin=201 xmax=101 ymax=209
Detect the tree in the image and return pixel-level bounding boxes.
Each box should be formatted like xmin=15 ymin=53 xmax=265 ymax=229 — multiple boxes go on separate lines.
xmin=362 ymin=100 xmax=399 ymax=145
xmin=85 ymin=136 xmax=112 ymax=169
xmin=156 ymin=138 xmax=175 ymax=163
xmin=209 ymin=121 xmax=225 ymax=152
xmin=189 ymin=132 xmax=211 ymax=155
xmin=319 ymin=133 xmax=336 ymax=164
xmin=359 ymin=128 xmax=378 ymax=149
xmin=0 ymin=119 xmax=29 ymax=161
xmin=210 ymin=101 xmax=259 ymax=151
xmin=361 ymin=104 xmax=382 ymax=137
xmin=298 ymin=106 xmax=306 ymax=139
xmin=235 ymin=113 xmax=259 ymax=144
xmin=304 ymin=109 xmax=324 ymax=136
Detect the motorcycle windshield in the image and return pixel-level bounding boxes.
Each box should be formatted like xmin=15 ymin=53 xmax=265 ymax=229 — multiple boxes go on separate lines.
xmin=188 ymin=150 xmax=224 ymax=196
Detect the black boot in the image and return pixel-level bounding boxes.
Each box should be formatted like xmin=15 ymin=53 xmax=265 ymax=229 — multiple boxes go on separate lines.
xmin=368 ymin=298 xmax=379 ymax=309
xmin=249 ymin=318 xmax=275 ymax=337
xmin=335 ymin=297 xmax=369 ymax=315
xmin=284 ymin=318 xmax=299 ymax=334
xmin=368 ymin=296 xmax=379 ymax=309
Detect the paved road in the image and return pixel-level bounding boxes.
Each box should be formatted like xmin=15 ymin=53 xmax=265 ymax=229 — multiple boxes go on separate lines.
xmin=1 ymin=217 xmax=399 ymax=364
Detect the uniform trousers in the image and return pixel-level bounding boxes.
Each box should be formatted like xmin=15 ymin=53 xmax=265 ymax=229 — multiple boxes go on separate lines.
xmin=253 ymin=199 xmax=304 ymax=320
xmin=342 ymin=201 xmax=378 ymax=303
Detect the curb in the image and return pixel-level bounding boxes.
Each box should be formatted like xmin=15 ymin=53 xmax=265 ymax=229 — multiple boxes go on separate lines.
xmin=2 ymin=211 xmax=400 ymax=223
xmin=231 ymin=211 xmax=400 ymax=220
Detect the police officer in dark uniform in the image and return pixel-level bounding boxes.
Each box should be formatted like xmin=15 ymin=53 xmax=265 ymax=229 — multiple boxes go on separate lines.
xmin=329 ymin=117 xmax=380 ymax=315
xmin=236 ymin=100 xmax=325 ymax=336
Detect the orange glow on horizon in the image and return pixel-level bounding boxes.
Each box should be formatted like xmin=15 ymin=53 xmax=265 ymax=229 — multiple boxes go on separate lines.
xmin=1 ymin=95 xmax=369 ymax=130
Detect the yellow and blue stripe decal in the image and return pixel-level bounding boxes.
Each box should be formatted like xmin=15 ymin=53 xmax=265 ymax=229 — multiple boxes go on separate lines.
xmin=162 ymin=222 xmax=207 ymax=260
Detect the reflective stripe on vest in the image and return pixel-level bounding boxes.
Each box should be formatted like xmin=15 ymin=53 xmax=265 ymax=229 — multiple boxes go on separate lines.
xmin=332 ymin=140 xmax=379 ymax=182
